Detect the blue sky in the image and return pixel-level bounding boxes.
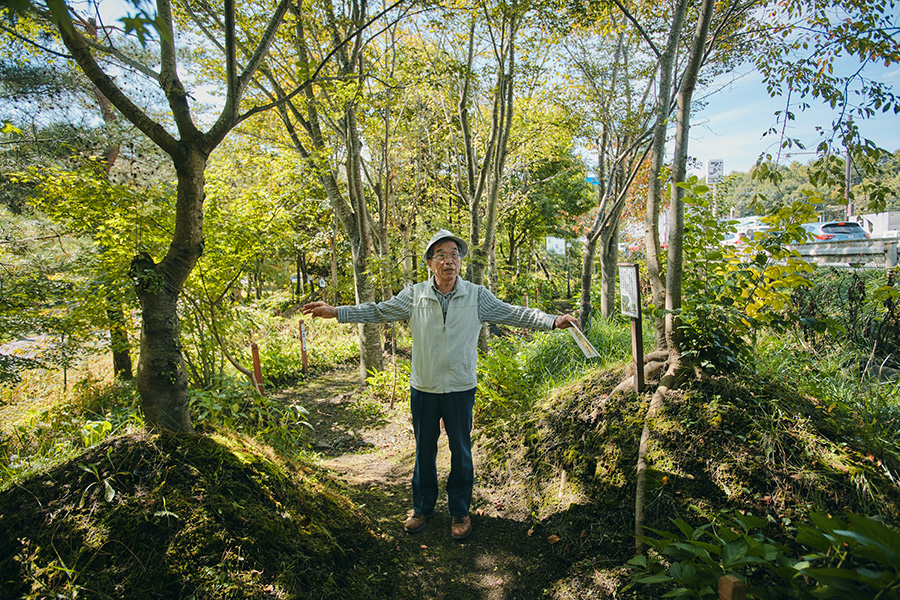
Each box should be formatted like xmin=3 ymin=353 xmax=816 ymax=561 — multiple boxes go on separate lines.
xmin=690 ymin=64 xmax=900 ymax=177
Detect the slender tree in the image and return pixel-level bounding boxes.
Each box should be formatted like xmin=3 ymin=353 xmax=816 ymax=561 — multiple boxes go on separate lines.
xmin=11 ymin=0 xmax=293 ymax=432
xmin=240 ymin=0 xmax=408 ymax=381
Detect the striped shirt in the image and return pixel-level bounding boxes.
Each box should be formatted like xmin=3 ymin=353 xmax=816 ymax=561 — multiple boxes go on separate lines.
xmin=336 ymin=276 xmax=556 ymax=330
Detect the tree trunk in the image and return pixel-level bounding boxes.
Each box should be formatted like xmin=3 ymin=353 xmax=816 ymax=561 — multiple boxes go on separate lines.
xmin=130 ymin=147 xmax=207 ymax=433
xmin=330 ymin=221 xmax=339 ymax=303
xmin=294 ymin=252 xmax=305 ymax=298
xmin=134 ymin=283 xmax=192 ymax=432
xmin=576 ymin=35 xmax=630 ymax=329
xmin=254 ymin=265 xmax=263 ymax=300
xmin=400 ymin=222 xmax=413 ymax=285
xmin=452 ymin=11 xmax=519 ymax=354
xmin=579 ymin=237 xmax=598 ymax=330
xmin=107 ymin=307 xmax=133 ymax=379
xmin=643 ymin=0 xmax=689 ymax=350
xmin=635 ymin=356 xmax=682 ymax=551
xmin=599 ymin=219 xmax=621 ymax=317
xmin=507 ymin=222 xmax=518 ymax=269
xmin=272 ymin=3 xmax=383 ymax=383
xmin=350 ymin=242 xmax=383 ymax=381
xmin=665 ymin=0 xmax=714 ymax=351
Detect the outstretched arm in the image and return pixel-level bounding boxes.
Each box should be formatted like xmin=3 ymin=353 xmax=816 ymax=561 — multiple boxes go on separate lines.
xmin=477 ymin=286 xmax=580 ymax=331
xmin=302 ymin=301 xmax=338 ymax=319
xmin=302 ymin=287 xmax=414 ymax=323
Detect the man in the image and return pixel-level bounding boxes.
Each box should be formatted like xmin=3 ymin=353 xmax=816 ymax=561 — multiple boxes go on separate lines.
xmin=302 ymin=229 xmax=579 ymax=541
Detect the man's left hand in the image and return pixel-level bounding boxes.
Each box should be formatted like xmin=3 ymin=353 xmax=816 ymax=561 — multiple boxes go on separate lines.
xmin=554 ymin=314 xmax=580 ymax=330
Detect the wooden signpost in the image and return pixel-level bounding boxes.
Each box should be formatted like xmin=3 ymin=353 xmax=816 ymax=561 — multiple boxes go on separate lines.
xmin=618 ymin=263 xmax=644 ymax=393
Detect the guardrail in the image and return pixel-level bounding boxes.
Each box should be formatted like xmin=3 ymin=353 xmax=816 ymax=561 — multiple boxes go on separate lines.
xmin=789 ymin=237 xmax=898 ymax=268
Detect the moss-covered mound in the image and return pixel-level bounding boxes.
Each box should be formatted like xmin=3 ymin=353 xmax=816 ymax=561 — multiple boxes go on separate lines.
xmin=0 ymin=431 xmax=391 ymax=599
xmin=478 ymin=368 xmax=900 ymax=585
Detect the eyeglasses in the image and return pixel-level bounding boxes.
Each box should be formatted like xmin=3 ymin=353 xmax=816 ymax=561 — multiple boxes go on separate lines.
xmin=432 ymin=251 xmax=461 ymax=262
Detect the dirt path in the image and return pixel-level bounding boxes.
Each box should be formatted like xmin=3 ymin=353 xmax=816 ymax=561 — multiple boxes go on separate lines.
xmin=277 ymin=366 xmax=572 ymax=600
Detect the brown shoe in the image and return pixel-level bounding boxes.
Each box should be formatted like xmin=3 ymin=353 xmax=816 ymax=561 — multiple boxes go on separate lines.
xmin=404 ymin=509 xmax=435 ymax=533
xmin=451 ymin=515 xmax=472 ymax=540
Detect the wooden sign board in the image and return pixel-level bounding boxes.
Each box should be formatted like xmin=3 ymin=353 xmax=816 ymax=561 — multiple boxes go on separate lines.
xmin=619 ymin=263 xmax=640 ymax=318
xmin=618 ymin=263 xmax=644 ymax=393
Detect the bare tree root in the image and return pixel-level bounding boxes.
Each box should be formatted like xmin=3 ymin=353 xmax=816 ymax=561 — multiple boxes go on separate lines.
xmin=611 ymin=350 xmax=671 ymax=395
xmin=633 ymin=354 xmax=688 ymax=553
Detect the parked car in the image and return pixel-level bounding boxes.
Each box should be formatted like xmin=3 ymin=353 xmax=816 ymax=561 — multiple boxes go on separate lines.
xmin=801 ymin=221 xmax=870 ymax=242
xmin=721 ymin=230 xmax=750 ymax=246
xmin=722 ymin=224 xmax=772 ymax=247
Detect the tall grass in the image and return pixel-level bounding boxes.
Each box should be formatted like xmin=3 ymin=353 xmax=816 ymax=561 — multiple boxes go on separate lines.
xmin=0 ymin=354 xmax=143 ymax=489
xmin=518 ymin=315 xmax=648 ymax=393
xmin=0 ymin=354 xmax=117 ymax=434
xmin=755 ymin=330 xmax=900 ymax=477
xmin=475 ymin=316 xmax=641 ymax=433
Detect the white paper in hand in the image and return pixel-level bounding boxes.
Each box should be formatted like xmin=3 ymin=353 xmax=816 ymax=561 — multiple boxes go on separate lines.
xmin=568 ymin=327 xmax=600 ymax=359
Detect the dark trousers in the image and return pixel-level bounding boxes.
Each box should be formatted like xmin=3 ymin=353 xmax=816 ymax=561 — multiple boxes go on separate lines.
xmin=409 ymin=387 xmax=476 ymax=518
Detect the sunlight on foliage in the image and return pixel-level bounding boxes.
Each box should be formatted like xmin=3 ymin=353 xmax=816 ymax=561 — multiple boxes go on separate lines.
xmin=677 ymin=178 xmax=819 ymax=372
xmin=1 ymin=363 xmax=142 ymax=489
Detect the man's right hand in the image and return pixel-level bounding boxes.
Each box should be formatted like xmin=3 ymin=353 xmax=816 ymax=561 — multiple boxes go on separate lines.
xmin=302 ymin=301 xmax=338 ymax=319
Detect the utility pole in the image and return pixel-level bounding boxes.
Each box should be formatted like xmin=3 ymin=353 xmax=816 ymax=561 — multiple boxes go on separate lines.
xmin=845 ymin=145 xmax=853 ymax=219
xmin=845 ymin=119 xmax=853 ymax=219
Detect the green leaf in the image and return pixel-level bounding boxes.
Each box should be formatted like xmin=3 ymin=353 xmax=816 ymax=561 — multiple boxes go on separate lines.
xmin=628 ymin=555 xmax=648 ymax=568
xmin=103 ymin=479 xmax=116 ymax=503
xmin=662 ymin=589 xmax=695 ymax=597
xmin=636 ymin=573 xmax=674 ymax=584
xmin=722 ymin=539 xmax=749 ymax=568
xmin=800 ymin=567 xmax=869 ymax=591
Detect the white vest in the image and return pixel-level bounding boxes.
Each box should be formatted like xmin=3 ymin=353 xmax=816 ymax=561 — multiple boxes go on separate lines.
xmin=409 ymin=278 xmax=483 ymax=393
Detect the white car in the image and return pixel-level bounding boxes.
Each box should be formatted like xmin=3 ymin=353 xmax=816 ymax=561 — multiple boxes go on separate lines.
xmin=801 ymin=221 xmax=870 ymax=242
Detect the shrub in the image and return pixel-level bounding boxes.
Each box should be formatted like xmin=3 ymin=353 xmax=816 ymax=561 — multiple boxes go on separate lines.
xmin=627 ymin=510 xmax=900 ymax=599
xmin=475 ymin=317 xmax=633 ymax=437
xmin=189 ymin=376 xmax=311 ymax=452
xmin=790 ymin=267 xmax=900 ymax=371
xmin=364 ymin=361 xmax=410 ymax=405
xmin=677 ymin=179 xmax=817 ymax=372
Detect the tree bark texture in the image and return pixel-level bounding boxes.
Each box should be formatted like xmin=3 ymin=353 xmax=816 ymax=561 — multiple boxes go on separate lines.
xmin=579 ymin=237 xmax=598 ymax=331
xmin=634 ymin=355 xmax=684 ymax=551
xmin=107 ymin=307 xmax=133 ymax=380
xmin=665 ymin=0 xmax=715 ymax=351
xmin=642 ymin=0 xmax=688 ymax=350
xmin=134 ymin=281 xmax=192 ymax=432
xmin=599 ymin=218 xmax=621 ymax=317
xmin=131 ymin=146 xmax=208 ymax=432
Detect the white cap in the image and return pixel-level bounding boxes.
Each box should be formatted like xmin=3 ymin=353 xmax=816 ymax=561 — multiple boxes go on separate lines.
xmin=423 ymin=229 xmax=468 ymax=261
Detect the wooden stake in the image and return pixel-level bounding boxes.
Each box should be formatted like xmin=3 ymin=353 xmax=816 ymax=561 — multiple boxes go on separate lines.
xmin=251 ymin=342 xmax=264 ymax=395
xmin=299 ymin=320 xmax=308 ymax=374
xmin=718 ymin=575 xmax=746 ymax=600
